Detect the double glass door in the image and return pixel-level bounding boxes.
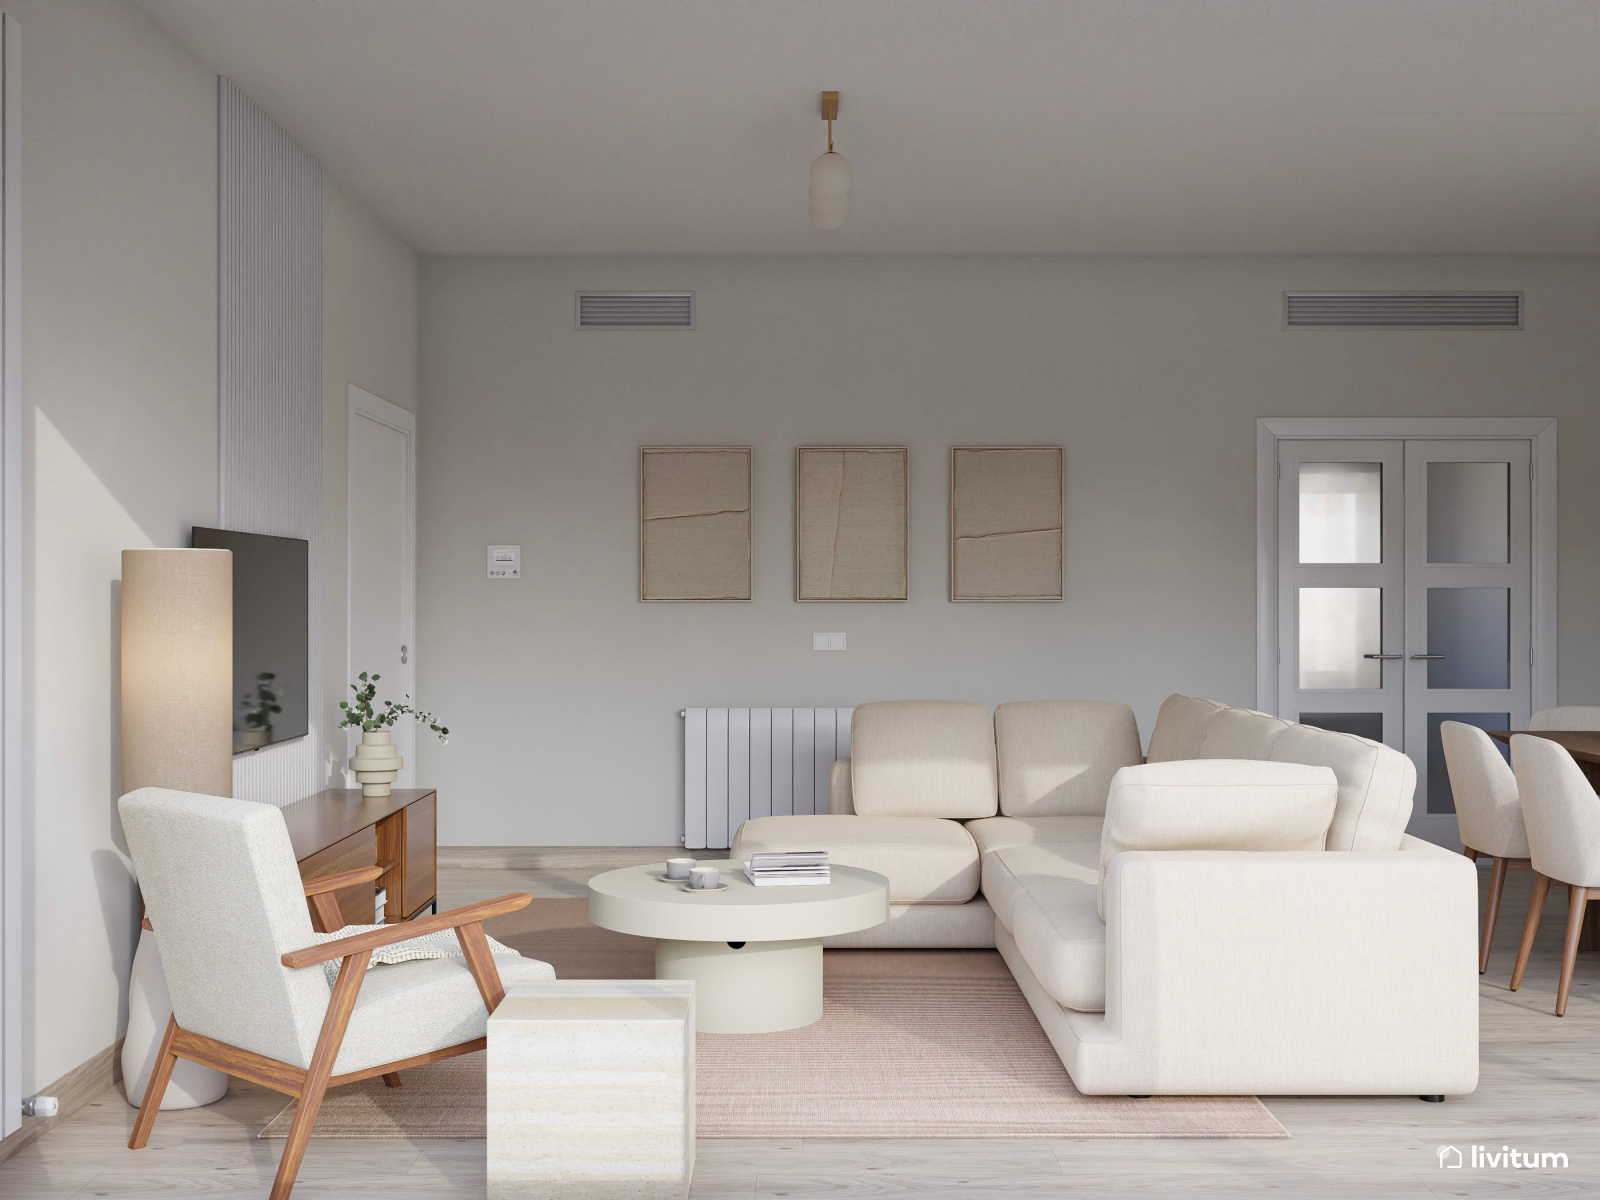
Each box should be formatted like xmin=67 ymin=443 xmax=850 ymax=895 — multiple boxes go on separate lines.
xmin=1277 ymin=439 xmax=1531 ymax=845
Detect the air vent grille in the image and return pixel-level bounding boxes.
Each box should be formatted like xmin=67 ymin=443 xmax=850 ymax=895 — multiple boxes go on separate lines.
xmin=576 ymin=291 xmax=695 ymax=330
xmin=1285 ymin=292 xmax=1521 ymax=330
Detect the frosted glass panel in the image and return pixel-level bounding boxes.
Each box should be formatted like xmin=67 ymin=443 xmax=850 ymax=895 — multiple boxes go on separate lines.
xmin=1299 ymin=463 xmax=1381 ymax=564
xmin=1428 ymin=461 xmax=1508 ymax=564
xmin=1427 ymin=712 xmax=1510 ymax=814
xmin=1426 ymin=587 xmax=1510 ymax=689
xmin=1299 ymin=712 xmax=1383 ymax=742
xmin=1299 ymin=587 xmax=1382 ymax=690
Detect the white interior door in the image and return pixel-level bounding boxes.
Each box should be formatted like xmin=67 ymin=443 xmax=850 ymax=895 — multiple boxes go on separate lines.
xmin=1403 ymin=440 xmax=1532 ymax=846
xmin=347 ymin=385 xmax=416 ymax=789
xmin=1277 ymin=440 xmax=1405 ymax=751
xmin=1274 ymin=435 xmax=1535 ymax=848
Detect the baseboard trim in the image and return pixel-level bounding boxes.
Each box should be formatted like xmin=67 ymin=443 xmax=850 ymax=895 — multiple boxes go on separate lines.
xmin=439 ymin=846 xmax=715 ymax=870
xmin=0 ymin=1038 xmax=123 ymax=1165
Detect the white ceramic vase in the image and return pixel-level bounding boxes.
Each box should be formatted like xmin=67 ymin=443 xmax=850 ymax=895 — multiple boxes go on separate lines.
xmin=349 ymin=729 xmax=404 ymax=797
xmin=122 ymin=929 xmax=228 ymax=1109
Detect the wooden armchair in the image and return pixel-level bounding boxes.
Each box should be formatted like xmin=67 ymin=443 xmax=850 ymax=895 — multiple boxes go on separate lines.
xmin=119 ymin=787 xmax=554 ymax=1200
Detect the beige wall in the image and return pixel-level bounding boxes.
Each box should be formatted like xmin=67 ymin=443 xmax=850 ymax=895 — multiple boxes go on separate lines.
xmin=321 ymin=176 xmax=420 ymax=778
xmin=417 ymin=255 xmax=1600 ymax=846
xmin=16 ymin=1 xmax=218 ymax=1090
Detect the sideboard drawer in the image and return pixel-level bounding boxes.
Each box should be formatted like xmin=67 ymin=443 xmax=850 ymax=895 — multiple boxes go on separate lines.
xmin=403 ymin=793 xmax=437 ymax=919
xmin=297 ymin=826 xmax=378 ymax=927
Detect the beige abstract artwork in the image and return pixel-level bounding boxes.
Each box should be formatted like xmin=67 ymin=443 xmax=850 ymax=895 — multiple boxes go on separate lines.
xmin=796 ymin=447 xmax=909 ymax=602
xmin=950 ymin=446 xmax=1062 ymax=601
xmin=640 ymin=447 xmax=751 ymax=601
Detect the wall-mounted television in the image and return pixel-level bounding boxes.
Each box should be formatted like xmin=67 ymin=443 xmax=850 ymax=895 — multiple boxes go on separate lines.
xmin=192 ymin=527 xmax=309 ymax=753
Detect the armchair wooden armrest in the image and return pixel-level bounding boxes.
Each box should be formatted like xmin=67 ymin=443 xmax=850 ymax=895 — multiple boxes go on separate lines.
xmin=303 ymin=865 xmax=384 ymax=897
xmin=281 ymin=892 xmax=533 ymax=1013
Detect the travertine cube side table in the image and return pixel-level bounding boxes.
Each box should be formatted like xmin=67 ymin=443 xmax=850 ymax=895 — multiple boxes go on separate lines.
xmin=488 ymin=980 xmax=694 ymax=1200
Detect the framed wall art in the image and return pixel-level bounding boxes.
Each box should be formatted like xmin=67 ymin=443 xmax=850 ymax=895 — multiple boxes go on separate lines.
xmin=639 ymin=446 xmax=751 ymax=601
xmin=796 ymin=447 xmax=909 ymax=602
xmin=949 ymin=446 xmax=1062 ymax=602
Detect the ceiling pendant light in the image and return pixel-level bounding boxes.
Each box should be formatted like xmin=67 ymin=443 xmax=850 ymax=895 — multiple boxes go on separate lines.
xmin=808 ymin=90 xmax=851 ymax=230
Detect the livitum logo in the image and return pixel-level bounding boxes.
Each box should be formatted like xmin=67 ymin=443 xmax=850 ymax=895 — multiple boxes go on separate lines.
xmin=1437 ymin=1144 xmax=1570 ymax=1170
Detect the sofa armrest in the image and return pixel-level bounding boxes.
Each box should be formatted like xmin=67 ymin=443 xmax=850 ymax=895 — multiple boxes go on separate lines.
xmin=1089 ymin=840 xmax=1478 ymax=1096
xmin=829 ymin=758 xmax=854 ymax=815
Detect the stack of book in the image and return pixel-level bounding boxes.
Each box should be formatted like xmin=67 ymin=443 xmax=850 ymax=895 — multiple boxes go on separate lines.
xmin=744 ymin=850 xmax=830 ymax=886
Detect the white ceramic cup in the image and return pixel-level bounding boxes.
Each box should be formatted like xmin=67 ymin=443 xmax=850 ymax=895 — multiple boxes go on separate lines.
xmin=665 ymin=857 xmax=694 ymax=880
xmin=689 ymin=866 xmax=720 ymax=890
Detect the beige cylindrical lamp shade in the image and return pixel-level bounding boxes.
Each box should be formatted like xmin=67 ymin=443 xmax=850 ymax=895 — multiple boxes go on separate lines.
xmin=121 ymin=549 xmax=233 ymax=798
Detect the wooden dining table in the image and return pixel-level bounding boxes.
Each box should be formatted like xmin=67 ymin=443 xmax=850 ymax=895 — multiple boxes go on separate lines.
xmin=1486 ymin=730 xmax=1600 ymax=791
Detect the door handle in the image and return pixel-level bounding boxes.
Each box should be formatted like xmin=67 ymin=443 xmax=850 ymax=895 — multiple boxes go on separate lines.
xmin=1363 ymin=654 xmax=1402 ymax=661
xmin=1410 ymin=653 xmax=1445 ymax=660
xmin=400 ymin=644 xmax=408 ymax=665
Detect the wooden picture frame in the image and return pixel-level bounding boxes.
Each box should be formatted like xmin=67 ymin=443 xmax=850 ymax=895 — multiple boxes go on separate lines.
xmin=639 ymin=447 xmax=752 ymax=601
xmin=949 ymin=446 xmax=1062 ymax=602
xmin=796 ymin=447 xmax=909 ymax=602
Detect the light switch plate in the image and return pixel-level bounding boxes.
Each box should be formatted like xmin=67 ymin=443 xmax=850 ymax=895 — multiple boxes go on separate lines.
xmin=812 ymin=632 xmax=846 ymax=651
xmin=488 ymin=545 xmax=521 ymax=579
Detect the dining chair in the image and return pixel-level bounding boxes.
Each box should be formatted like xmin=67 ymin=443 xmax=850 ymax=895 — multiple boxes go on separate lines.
xmin=119 ymin=787 xmax=557 ymax=1199
xmin=1441 ymin=721 xmax=1530 ymax=974
xmin=1508 ymin=735 xmax=1600 ymax=1016
xmin=1530 ymin=706 xmax=1600 ymax=731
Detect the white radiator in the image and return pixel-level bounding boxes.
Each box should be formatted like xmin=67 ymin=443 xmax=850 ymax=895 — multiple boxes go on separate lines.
xmin=683 ymin=708 xmax=853 ymax=849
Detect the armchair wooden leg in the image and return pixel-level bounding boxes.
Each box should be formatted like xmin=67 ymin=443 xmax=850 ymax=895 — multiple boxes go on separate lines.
xmin=382 ymin=1073 xmax=402 ymax=1088
xmin=270 ymin=950 xmax=371 ymax=1200
xmin=127 ymin=1015 xmax=179 ymax=1150
xmin=1480 ymin=856 xmax=1510 ymax=974
xmin=1556 ymin=886 xmax=1590 ymax=1017
xmin=1510 ymin=873 xmax=1552 ymax=992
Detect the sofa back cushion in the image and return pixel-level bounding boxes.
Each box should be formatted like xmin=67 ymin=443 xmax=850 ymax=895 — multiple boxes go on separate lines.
xmin=1269 ymin=724 xmax=1415 ymax=851
xmin=1199 ymin=708 xmax=1293 ymax=760
xmin=1098 ymin=759 xmax=1337 ymax=916
xmin=850 ymin=700 xmax=998 ymax=819
xmin=994 ymin=700 xmax=1143 ymax=817
xmin=1144 ymin=694 xmax=1227 ymax=762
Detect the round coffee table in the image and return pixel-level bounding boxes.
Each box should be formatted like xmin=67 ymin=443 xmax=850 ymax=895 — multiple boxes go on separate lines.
xmin=586 ymin=860 xmax=888 ymax=1033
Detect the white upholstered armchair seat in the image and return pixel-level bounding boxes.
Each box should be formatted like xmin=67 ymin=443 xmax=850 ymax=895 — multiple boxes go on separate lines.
xmin=334 ymin=955 xmax=555 ymax=1075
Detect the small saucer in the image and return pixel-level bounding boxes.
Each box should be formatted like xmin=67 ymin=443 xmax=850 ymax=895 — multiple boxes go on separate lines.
xmin=679 ymin=883 xmax=729 ymax=893
xmin=651 ymin=872 xmax=691 ymax=884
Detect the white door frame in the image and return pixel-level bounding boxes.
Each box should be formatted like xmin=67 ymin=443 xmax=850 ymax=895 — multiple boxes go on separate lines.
xmin=346 ymin=385 xmax=417 ymax=786
xmin=1255 ymin=416 xmax=1558 ymax=718
xmin=0 ymin=13 xmax=20 ymax=1141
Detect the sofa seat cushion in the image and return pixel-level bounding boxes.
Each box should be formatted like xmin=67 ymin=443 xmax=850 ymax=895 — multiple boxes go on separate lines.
xmin=994 ymin=701 xmax=1143 ymax=817
xmin=1144 ymin=694 xmax=1227 ymax=763
xmin=965 ymin=814 xmax=1106 ymax=856
xmin=983 ymin=844 xmax=1106 ymax=1013
xmin=334 ymin=954 xmax=556 ymax=1076
xmin=731 ymin=814 xmax=980 ymax=904
xmin=849 ymin=701 xmax=999 ymax=819
xmin=1270 ymin=723 xmax=1416 ymax=851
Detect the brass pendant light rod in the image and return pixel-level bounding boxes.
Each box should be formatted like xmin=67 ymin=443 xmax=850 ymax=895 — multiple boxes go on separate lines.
xmin=820 ymin=90 xmax=838 ymax=152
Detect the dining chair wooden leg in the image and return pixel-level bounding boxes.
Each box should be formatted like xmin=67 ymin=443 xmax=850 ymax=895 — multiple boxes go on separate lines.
xmin=1510 ymin=873 xmax=1552 ymax=992
xmin=382 ymin=1073 xmax=402 ymax=1088
xmin=1463 ymin=846 xmax=1480 ymax=862
xmin=127 ymin=1015 xmax=180 ymax=1150
xmin=1480 ymin=856 xmax=1510 ymax=974
xmin=1556 ymin=885 xmax=1590 ymax=1017
xmin=270 ymin=950 xmax=371 ymax=1200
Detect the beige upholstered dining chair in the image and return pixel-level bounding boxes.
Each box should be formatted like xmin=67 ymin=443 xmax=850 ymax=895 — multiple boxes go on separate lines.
xmin=119 ymin=787 xmax=556 ymax=1199
xmin=1531 ymin=706 xmax=1600 ymax=731
xmin=1508 ymin=736 xmax=1600 ymax=1016
xmin=1441 ymin=721 xmax=1530 ymax=974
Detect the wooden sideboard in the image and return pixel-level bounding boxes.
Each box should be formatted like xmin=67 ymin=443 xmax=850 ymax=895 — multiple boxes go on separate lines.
xmin=283 ymin=788 xmax=438 ymax=929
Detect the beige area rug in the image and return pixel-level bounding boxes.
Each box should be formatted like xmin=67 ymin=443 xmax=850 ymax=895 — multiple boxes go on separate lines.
xmin=262 ymin=899 xmax=1286 ymax=1140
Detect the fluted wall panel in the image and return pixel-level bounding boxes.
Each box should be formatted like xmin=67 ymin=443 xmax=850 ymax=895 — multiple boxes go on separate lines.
xmin=218 ymin=78 xmax=324 ymax=807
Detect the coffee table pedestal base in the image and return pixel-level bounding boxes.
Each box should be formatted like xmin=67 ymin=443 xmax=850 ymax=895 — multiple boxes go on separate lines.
xmin=655 ymin=937 xmax=823 ymax=1033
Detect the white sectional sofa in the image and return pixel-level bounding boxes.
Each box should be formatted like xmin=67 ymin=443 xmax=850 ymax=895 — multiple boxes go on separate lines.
xmin=732 ymin=694 xmax=1480 ymax=1098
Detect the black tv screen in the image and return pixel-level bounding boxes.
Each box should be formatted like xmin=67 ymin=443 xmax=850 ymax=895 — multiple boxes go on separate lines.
xmin=192 ymin=527 xmax=309 ymax=753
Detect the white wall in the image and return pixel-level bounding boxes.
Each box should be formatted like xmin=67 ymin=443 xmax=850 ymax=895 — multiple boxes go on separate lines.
xmin=321 ymin=176 xmax=421 ymax=775
xmin=417 ymin=255 xmax=1600 ymax=847
xmin=15 ymin=1 xmax=217 ymax=1091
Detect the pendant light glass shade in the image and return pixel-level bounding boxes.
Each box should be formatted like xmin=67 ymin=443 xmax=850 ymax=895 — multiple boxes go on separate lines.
xmin=809 ymin=150 xmax=852 ymax=229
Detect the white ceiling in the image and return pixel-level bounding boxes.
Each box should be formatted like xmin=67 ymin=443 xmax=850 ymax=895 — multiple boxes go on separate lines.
xmin=138 ymin=0 xmax=1600 ymax=256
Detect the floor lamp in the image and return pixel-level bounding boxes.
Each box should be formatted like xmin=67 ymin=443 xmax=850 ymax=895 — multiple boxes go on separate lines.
xmin=119 ymin=547 xmax=233 ymax=1108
